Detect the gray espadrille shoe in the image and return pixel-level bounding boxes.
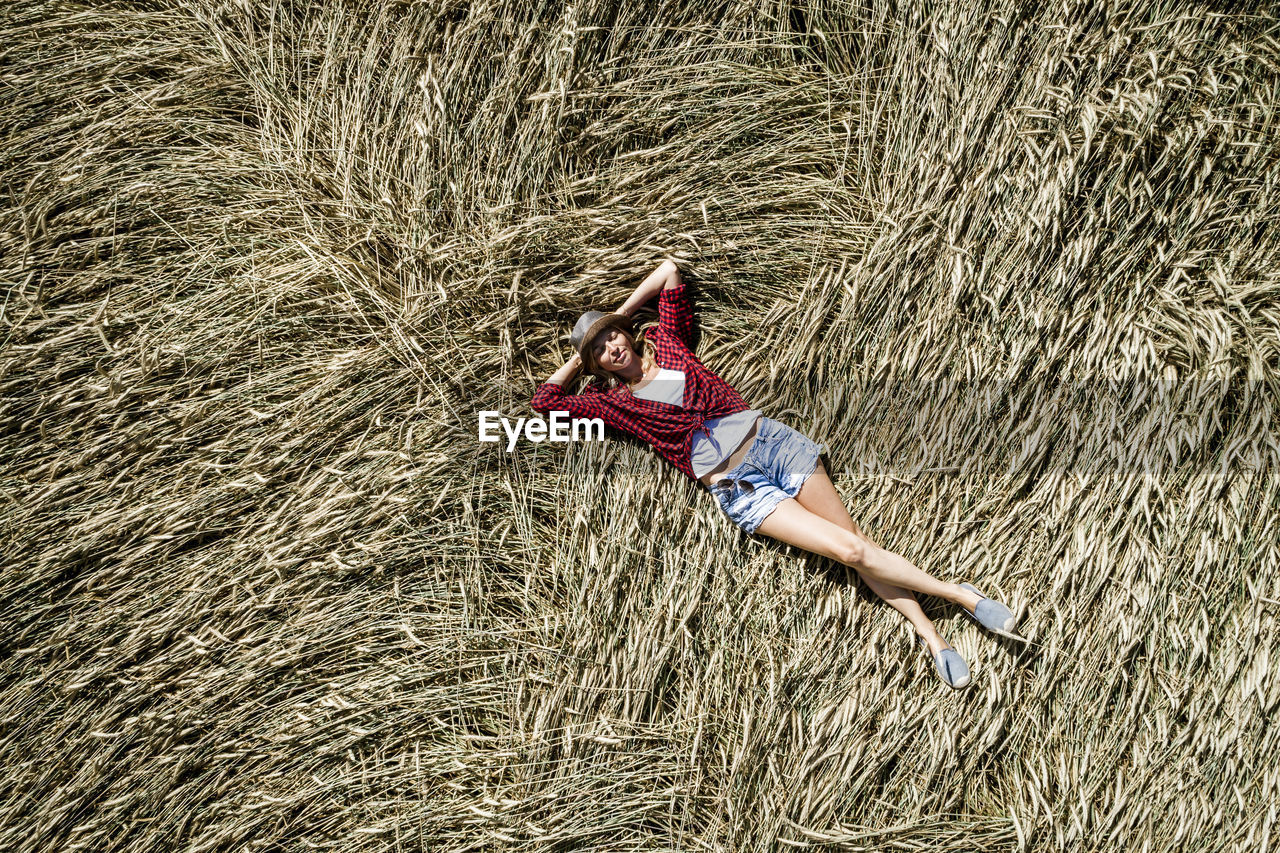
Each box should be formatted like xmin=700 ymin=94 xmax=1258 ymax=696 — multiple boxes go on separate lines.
xmin=959 ymin=582 xmax=1025 ymax=641
xmin=917 ymin=635 xmax=971 ymax=689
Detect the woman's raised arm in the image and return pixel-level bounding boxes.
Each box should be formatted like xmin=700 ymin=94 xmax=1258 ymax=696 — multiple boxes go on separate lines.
xmin=542 ymin=352 xmax=584 ymax=388
xmin=531 ymin=353 xmax=611 ymax=420
xmin=616 ymin=259 xmax=681 ymax=317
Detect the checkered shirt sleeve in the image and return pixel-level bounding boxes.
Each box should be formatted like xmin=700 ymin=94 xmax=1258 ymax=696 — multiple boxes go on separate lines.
xmin=657 ymin=283 xmax=693 ymax=347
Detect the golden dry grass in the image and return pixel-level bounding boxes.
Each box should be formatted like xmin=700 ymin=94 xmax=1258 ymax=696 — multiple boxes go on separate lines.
xmin=2 ymin=1 xmax=1279 ymax=851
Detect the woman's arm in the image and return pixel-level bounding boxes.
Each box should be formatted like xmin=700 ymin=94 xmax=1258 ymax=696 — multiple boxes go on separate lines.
xmin=532 ymin=354 xmax=612 ymax=420
xmin=543 ymin=352 xmax=584 ymax=388
xmin=616 ymin=259 xmax=681 ymax=317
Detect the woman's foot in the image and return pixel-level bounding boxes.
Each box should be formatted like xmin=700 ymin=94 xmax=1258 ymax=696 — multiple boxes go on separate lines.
xmin=953 ymin=583 xmax=984 ymax=612
xmin=958 ymin=582 xmax=1022 ymax=639
xmin=917 ymin=635 xmax=971 ymax=689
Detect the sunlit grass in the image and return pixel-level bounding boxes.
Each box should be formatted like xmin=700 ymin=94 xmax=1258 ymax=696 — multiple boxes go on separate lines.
xmin=2 ymin=1 xmax=1278 ymax=850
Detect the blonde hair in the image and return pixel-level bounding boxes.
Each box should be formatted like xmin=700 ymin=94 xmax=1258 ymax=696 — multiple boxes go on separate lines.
xmin=589 ymin=325 xmax=657 ymax=390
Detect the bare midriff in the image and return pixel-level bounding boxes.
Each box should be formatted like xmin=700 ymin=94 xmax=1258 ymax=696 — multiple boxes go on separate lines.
xmin=697 ymin=415 xmax=761 ymax=487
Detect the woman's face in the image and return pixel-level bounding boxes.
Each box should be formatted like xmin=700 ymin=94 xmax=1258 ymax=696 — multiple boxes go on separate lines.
xmin=590 ymin=327 xmax=636 ymax=374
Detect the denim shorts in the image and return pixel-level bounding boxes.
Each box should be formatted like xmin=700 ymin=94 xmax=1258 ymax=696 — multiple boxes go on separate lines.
xmin=708 ymin=416 xmax=825 ymax=534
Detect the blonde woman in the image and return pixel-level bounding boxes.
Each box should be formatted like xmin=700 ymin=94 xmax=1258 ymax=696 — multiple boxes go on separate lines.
xmin=532 ymin=260 xmax=1020 ymax=688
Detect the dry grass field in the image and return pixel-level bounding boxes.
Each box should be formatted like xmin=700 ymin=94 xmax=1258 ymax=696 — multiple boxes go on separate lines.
xmin=3 ymin=0 xmax=1279 ymax=850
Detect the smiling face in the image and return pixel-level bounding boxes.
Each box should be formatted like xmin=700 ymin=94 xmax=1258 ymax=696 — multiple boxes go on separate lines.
xmin=589 ymin=326 xmax=640 ymax=378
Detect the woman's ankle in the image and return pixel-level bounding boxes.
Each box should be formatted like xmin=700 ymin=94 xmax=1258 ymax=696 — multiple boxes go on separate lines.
xmin=916 ymin=630 xmax=948 ymax=655
xmin=953 ymin=583 xmax=982 ymax=610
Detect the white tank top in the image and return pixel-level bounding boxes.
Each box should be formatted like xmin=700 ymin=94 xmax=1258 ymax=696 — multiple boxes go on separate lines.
xmin=629 ymin=368 xmax=760 ymax=478
xmin=630 ymin=368 xmax=686 ymax=406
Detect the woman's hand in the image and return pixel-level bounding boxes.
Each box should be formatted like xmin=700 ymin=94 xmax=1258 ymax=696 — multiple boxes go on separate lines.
xmin=617 ymin=259 xmax=680 ymax=317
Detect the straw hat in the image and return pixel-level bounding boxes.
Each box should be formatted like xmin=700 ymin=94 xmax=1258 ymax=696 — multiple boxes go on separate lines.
xmin=571 ymin=310 xmax=634 ymax=371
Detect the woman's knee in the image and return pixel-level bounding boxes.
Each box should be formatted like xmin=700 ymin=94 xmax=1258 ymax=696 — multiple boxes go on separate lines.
xmin=835 ymin=531 xmax=871 ymax=568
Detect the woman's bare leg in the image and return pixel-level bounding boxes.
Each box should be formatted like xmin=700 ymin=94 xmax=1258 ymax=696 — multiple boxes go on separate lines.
xmin=790 ymin=460 xmax=964 ymax=654
xmin=754 ymin=496 xmax=975 ymax=601
xmin=753 ymin=492 xmax=983 ymax=649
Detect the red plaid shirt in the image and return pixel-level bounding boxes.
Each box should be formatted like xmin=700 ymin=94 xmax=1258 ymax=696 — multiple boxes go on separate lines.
xmin=531 ymin=283 xmax=750 ymax=480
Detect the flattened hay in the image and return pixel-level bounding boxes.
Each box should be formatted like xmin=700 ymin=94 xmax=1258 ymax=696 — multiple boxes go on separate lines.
xmin=2 ymin=1 xmax=1278 ymax=851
